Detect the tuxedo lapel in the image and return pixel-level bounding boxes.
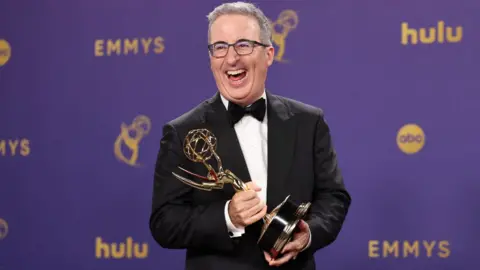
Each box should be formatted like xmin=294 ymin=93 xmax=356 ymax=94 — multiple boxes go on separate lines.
xmin=203 ymin=93 xmax=251 ymax=195
xmin=266 ymin=91 xmax=297 ymax=210
xmin=201 ymin=91 xmax=297 ymax=210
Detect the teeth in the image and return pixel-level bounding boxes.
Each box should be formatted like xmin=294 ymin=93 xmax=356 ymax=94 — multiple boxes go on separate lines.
xmin=226 ymin=69 xmax=246 ymax=75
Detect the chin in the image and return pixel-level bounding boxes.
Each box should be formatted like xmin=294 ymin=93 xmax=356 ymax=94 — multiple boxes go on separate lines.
xmin=222 ymin=76 xmax=256 ymax=102
xmin=226 ymin=87 xmax=253 ymax=100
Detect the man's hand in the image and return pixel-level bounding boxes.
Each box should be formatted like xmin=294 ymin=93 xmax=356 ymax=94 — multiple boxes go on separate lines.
xmin=263 ymin=220 xmax=310 ymax=267
xmin=228 ymin=182 xmax=267 ymax=228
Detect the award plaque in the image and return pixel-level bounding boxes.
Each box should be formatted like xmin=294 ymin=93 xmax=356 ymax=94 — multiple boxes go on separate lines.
xmin=172 ymin=129 xmax=311 ymax=259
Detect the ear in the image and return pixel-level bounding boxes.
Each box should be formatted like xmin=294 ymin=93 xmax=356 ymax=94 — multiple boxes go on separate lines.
xmin=266 ymin=45 xmax=275 ymax=66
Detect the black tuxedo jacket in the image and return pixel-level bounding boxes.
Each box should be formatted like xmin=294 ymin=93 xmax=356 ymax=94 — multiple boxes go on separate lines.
xmin=149 ymin=91 xmax=351 ymax=270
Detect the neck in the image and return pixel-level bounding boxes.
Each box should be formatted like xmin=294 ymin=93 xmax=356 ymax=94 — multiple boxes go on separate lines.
xmin=237 ymin=91 xmax=265 ymax=107
xmin=219 ymin=89 xmax=266 ymax=110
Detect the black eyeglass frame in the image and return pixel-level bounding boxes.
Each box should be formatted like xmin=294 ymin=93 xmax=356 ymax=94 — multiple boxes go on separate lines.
xmin=207 ymin=38 xmax=270 ymax=58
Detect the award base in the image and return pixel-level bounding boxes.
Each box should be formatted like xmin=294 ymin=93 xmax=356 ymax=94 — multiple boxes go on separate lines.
xmin=257 ymin=195 xmax=311 ymax=259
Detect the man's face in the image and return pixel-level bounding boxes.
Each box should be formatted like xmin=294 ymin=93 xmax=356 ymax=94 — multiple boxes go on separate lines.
xmin=209 ymin=14 xmax=274 ymax=106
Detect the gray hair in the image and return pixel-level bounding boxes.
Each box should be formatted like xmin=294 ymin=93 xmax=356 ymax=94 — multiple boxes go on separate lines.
xmin=206 ymin=2 xmax=272 ymax=45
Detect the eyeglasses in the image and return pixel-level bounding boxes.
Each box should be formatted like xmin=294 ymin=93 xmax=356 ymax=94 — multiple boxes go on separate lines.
xmin=208 ymin=39 xmax=269 ymax=58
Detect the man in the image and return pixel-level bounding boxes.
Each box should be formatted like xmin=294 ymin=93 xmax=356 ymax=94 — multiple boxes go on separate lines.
xmin=149 ymin=2 xmax=351 ymax=269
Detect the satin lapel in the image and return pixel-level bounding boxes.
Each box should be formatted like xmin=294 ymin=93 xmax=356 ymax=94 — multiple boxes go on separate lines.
xmin=266 ymin=92 xmax=297 ymax=210
xmin=203 ymin=93 xmax=251 ymax=196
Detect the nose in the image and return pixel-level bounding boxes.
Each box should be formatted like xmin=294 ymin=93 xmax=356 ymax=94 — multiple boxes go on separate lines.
xmin=225 ymin=46 xmax=240 ymax=65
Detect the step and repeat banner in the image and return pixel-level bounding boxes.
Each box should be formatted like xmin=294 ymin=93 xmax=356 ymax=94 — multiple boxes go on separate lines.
xmin=1 ymin=0 xmax=478 ymax=269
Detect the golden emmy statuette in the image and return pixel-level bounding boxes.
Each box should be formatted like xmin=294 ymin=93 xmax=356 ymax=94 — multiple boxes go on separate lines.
xmin=172 ymin=129 xmax=311 ymax=259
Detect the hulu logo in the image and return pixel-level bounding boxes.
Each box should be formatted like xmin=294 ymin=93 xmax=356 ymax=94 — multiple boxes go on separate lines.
xmin=401 ymin=21 xmax=462 ymax=45
xmin=95 ymin=237 xmax=148 ymax=259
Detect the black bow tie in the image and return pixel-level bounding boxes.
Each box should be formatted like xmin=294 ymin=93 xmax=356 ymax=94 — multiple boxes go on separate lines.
xmin=227 ymin=98 xmax=266 ymax=125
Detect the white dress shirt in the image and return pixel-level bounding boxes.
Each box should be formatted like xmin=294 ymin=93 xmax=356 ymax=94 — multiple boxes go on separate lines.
xmin=220 ymin=91 xmax=311 ymax=252
xmin=221 ymin=91 xmax=268 ymax=237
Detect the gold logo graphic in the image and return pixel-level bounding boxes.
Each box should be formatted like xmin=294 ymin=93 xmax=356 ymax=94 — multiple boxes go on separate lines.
xmin=0 ymin=138 xmax=31 ymax=157
xmin=368 ymin=240 xmax=450 ymax=258
xmin=401 ymin=21 xmax=462 ymax=45
xmin=95 ymin=237 xmax=148 ymax=259
xmin=114 ymin=115 xmax=151 ymax=167
xmin=0 ymin=218 xmax=8 ymax=240
xmin=397 ymin=124 xmax=425 ymax=154
xmin=269 ymin=10 xmax=299 ymax=63
xmin=0 ymin=39 xmax=11 ymax=66
xmin=95 ymin=36 xmax=165 ymax=57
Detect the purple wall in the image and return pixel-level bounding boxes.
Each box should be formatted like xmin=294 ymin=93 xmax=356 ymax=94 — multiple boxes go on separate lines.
xmin=1 ymin=0 xmax=479 ymax=269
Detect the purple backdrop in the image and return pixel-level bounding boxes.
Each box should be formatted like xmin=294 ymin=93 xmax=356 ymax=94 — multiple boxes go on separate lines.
xmin=1 ymin=0 xmax=479 ymax=269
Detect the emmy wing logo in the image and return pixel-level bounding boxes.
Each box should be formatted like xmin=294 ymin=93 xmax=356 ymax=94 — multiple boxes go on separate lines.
xmin=114 ymin=115 xmax=151 ymax=167
xmin=0 ymin=218 xmax=8 ymax=240
xmin=270 ymin=10 xmax=299 ymax=63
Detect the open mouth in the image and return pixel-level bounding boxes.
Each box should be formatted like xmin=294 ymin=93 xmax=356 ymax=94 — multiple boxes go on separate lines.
xmin=225 ymin=69 xmax=247 ymax=84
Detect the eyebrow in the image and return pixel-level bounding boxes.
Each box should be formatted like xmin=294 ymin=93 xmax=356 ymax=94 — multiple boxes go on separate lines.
xmin=211 ymin=38 xmax=251 ymax=44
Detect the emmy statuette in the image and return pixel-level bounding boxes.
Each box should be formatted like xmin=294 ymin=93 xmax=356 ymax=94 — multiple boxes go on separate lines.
xmin=172 ymin=129 xmax=311 ymax=259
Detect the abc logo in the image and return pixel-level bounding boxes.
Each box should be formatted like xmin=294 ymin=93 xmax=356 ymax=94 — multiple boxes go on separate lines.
xmin=398 ymin=134 xmax=423 ymax=143
xmin=397 ymin=124 xmax=425 ymax=154
xmin=0 ymin=218 xmax=8 ymax=240
xmin=0 ymin=39 xmax=11 ymax=66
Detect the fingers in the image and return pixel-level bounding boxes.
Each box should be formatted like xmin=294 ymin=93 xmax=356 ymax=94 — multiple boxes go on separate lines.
xmin=297 ymin=219 xmax=308 ymax=231
xmin=235 ymin=181 xmax=261 ymax=202
xmin=233 ymin=200 xmax=266 ymax=226
xmin=244 ymin=199 xmax=265 ymax=217
xmin=282 ymin=240 xmax=301 ymax=253
xmin=235 ymin=189 xmax=259 ymax=202
xmin=281 ymin=241 xmax=297 ymax=254
xmin=264 ymin=231 xmax=307 ymax=266
xmin=231 ymin=181 xmax=263 ymax=212
xmin=246 ymin=181 xmax=261 ymax=191
xmin=282 ymin=231 xmax=309 ymax=254
xmin=228 ymin=181 xmax=266 ymax=227
xmin=232 ymin=194 xmax=260 ymax=210
xmin=263 ymin=251 xmax=272 ymax=262
xmin=269 ymin=251 xmax=297 ymax=267
xmin=230 ymin=192 xmax=259 ymax=216
xmin=261 ymin=219 xmax=310 ymax=266
xmin=244 ymin=204 xmax=267 ymax=225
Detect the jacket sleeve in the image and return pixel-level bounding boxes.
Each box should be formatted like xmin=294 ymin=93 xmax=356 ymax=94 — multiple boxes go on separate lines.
xmin=149 ymin=123 xmax=237 ymax=252
xmin=304 ymin=111 xmax=351 ymax=254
